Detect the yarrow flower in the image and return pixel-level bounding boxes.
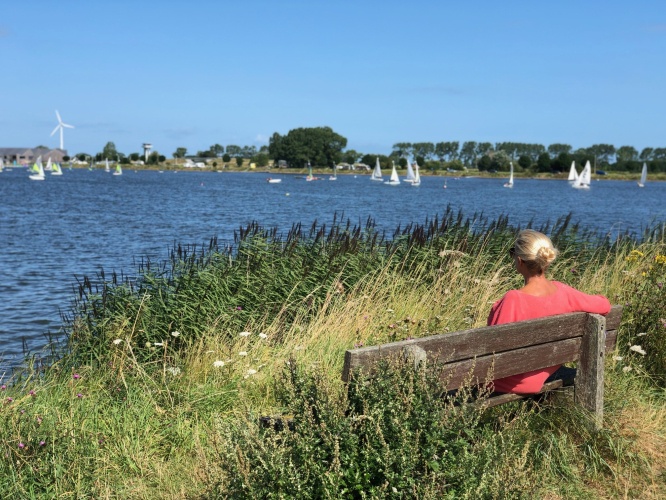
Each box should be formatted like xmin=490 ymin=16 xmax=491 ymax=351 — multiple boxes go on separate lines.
xmin=213 ymin=360 xmax=225 ymax=368
xmin=113 ymin=338 xmax=123 ymax=345
xmin=154 ymin=342 xmax=164 ymax=347
xmin=171 ymin=331 xmax=181 ymax=337
xmin=636 ymin=332 xmax=647 ymax=337
xmin=612 ymin=355 xmax=623 ymax=361
xmin=246 ymin=369 xmax=257 ymax=376
xmin=239 ymin=331 xmax=251 ymax=337
xmin=258 ymin=333 xmax=268 ymax=339
xmin=238 ymin=351 xmax=248 ymax=357
xmin=623 ymin=365 xmax=633 ymax=373
xmin=166 ymin=367 xmax=181 ymax=376
xmin=629 ymin=345 xmax=647 ymax=355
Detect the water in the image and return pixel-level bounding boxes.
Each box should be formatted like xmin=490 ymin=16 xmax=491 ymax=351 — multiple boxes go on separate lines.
xmin=1 ymin=168 xmax=665 ymax=364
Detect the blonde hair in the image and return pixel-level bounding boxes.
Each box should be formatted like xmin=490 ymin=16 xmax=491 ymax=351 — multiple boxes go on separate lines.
xmin=513 ymin=229 xmax=558 ymax=274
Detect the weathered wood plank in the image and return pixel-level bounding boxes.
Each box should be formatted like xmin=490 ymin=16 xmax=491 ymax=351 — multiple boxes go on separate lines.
xmin=343 ymin=307 xmax=623 ymax=383
xmin=575 ymin=314 xmax=606 ymax=428
xmin=472 ymin=378 xmax=570 ymax=409
xmin=435 ymin=338 xmax=581 ymax=390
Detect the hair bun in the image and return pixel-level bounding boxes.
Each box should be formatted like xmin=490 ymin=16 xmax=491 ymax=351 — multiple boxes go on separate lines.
xmin=536 ymin=246 xmax=557 ymax=266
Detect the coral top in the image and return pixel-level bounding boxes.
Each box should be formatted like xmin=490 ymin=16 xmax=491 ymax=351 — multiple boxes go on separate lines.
xmin=487 ymin=281 xmax=611 ymax=394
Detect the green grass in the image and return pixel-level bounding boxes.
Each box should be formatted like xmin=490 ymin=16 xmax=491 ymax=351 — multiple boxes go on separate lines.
xmin=1 ymin=213 xmax=665 ymax=497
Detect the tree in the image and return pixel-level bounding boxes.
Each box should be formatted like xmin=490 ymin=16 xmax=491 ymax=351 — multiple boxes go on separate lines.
xmin=210 ymin=144 xmax=224 ymax=157
xmin=253 ymin=153 xmax=269 ymax=167
xmin=226 ymin=145 xmax=242 ymax=157
xmin=102 ymin=141 xmax=118 ymax=160
xmin=477 ymin=154 xmax=492 ymax=171
xmin=173 ymin=147 xmax=187 ymax=159
xmin=536 ymin=152 xmax=551 ymax=172
xmin=518 ymin=154 xmax=532 ymax=171
xmin=460 ymin=141 xmax=477 ymax=166
xmin=435 ymin=141 xmax=459 ymax=161
xmin=616 ymin=146 xmax=638 ymax=162
xmin=235 ymin=156 xmax=243 ymax=167
xmin=412 ymin=142 xmax=435 ymax=160
xmin=391 ymin=142 xmax=412 ymax=158
xmin=343 ymin=149 xmax=361 ymax=164
xmin=223 ymin=153 xmax=231 ymax=163
xmin=547 ymin=143 xmax=572 ymax=158
xmin=268 ymin=127 xmax=347 ymax=167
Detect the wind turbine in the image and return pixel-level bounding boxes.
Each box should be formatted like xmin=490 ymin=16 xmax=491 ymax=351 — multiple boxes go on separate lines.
xmin=50 ymin=110 xmax=74 ymax=150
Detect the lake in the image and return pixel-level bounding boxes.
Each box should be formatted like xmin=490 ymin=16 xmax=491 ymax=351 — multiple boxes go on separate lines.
xmin=1 ymin=167 xmax=664 ymax=365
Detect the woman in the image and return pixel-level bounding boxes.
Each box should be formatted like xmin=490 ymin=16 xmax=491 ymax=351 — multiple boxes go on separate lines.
xmin=487 ymin=229 xmax=611 ymax=394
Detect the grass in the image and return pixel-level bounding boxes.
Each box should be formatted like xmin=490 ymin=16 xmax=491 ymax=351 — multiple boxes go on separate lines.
xmin=0 ymin=213 xmax=665 ymax=497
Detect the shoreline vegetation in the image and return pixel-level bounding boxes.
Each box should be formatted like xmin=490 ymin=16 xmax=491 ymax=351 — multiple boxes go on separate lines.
xmin=1 ymin=213 xmax=665 ymax=497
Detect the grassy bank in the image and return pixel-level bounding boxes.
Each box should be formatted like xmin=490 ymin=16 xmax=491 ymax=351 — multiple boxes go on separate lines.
xmin=1 ymin=213 xmax=665 ymax=498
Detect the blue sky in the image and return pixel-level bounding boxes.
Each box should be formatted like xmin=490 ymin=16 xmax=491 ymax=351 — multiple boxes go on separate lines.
xmin=2 ymin=1 xmax=665 ymax=158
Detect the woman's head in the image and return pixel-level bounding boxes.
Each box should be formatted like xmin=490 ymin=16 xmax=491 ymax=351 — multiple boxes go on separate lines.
xmin=511 ymin=229 xmax=558 ymax=274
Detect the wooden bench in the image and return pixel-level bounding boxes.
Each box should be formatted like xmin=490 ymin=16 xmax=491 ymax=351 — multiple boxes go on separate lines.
xmin=342 ymin=305 xmax=623 ymax=428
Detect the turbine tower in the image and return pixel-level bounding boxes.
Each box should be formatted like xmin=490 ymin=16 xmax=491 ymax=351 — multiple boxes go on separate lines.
xmin=143 ymin=143 xmax=152 ymax=163
xmin=50 ymin=110 xmax=74 ymax=150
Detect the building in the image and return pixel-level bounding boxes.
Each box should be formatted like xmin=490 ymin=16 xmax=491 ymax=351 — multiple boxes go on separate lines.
xmin=0 ymin=147 xmax=68 ymax=165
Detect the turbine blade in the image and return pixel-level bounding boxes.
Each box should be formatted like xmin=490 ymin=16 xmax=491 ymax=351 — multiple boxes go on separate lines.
xmin=51 ymin=124 xmax=61 ymax=136
xmin=55 ymin=110 xmax=62 ymax=123
xmin=62 ymin=123 xmax=74 ymax=129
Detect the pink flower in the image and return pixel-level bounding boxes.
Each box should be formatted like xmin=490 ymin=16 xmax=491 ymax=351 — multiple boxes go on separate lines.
xmin=73 ymin=373 xmax=81 ymax=380
xmin=6 ymin=397 xmax=13 ymax=403
xmin=18 ymin=443 xmax=25 ymax=449
xmin=39 ymin=441 xmax=45 ymax=446
xmin=77 ymin=393 xmax=83 ymax=398
xmin=29 ymin=390 xmax=36 ymax=397
xmin=0 ymin=385 xmax=5 ymax=390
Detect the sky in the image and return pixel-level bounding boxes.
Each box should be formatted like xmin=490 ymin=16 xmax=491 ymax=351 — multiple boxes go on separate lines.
xmin=2 ymin=1 xmax=666 ymax=158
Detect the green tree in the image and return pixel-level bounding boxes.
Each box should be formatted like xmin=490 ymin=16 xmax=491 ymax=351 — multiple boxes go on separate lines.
xmin=547 ymin=143 xmax=572 ymax=158
xmin=435 ymin=141 xmax=459 ymax=161
xmin=391 ymin=142 xmax=412 ymax=158
xmin=173 ymin=147 xmax=187 ymax=159
xmin=210 ymin=144 xmax=224 ymax=157
xmin=253 ymin=153 xmax=269 ymax=167
xmin=343 ymin=149 xmax=361 ymax=164
xmin=536 ymin=152 xmax=551 ymax=172
xmin=412 ymin=142 xmax=435 ymax=160
xmin=223 ymin=153 xmax=231 ymax=163
xmin=477 ymin=154 xmax=492 ymax=171
xmin=102 ymin=141 xmax=118 ymax=160
xmin=235 ymin=156 xmax=243 ymax=167
xmin=616 ymin=145 xmax=638 ymax=162
xmin=268 ymin=127 xmax=347 ymax=167
xmin=460 ymin=141 xmax=477 ymax=166
xmin=226 ymin=145 xmax=242 ymax=157
xmin=518 ymin=154 xmax=532 ymax=170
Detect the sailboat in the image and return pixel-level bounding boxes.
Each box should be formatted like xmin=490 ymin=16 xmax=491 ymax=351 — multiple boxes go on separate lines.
xmin=370 ymin=157 xmax=383 ymax=181
xmin=29 ymin=156 xmax=45 ymax=181
xmin=411 ymin=165 xmax=421 ymax=186
xmin=572 ymin=161 xmax=591 ymax=190
xmin=384 ymin=162 xmax=401 ymax=185
xmin=44 ymin=158 xmax=53 ymax=172
xmin=113 ymin=164 xmax=123 ymax=176
xmin=105 ymin=159 xmax=111 ymax=173
xmin=638 ymin=162 xmax=647 ymax=188
xmin=329 ymin=163 xmax=337 ymax=180
xmin=567 ymin=161 xmax=578 ymax=184
xmin=0 ymin=158 xmax=4 ymax=173
xmin=404 ymin=159 xmax=416 ymax=183
xmin=51 ymin=162 xmax=63 ymax=176
xmin=306 ymin=162 xmax=315 ymax=181
xmin=503 ymin=162 xmax=514 ymax=188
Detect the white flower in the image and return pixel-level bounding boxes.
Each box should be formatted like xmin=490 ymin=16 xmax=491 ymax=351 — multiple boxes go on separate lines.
xmin=386 ymin=309 xmax=394 ymax=313
xmin=213 ymin=360 xmax=225 ymax=368
xmin=171 ymin=331 xmax=181 ymax=337
xmin=238 ymin=351 xmax=248 ymax=356
xmin=247 ymin=369 xmax=257 ymax=375
xmin=629 ymin=345 xmax=647 ymax=355
xmin=258 ymin=333 xmax=268 ymax=339
xmin=623 ymin=365 xmax=633 ymax=373
xmin=205 ymin=350 xmax=215 ymax=354
xmin=612 ymin=355 xmax=623 ymax=361
xmin=239 ymin=331 xmax=251 ymax=337
xmin=637 ymin=332 xmax=647 ymax=337
xmin=166 ymin=367 xmax=181 ymax=376
xmin=392 ymin=487 xmax=398 ymax=493
xmin=154 ymin=342 xmax=164 ymax=347
xmin=113 ymin=339 xmax=123 ymax=345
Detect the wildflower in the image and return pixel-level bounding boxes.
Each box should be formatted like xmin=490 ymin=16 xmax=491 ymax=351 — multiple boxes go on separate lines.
xmin=258 ymin=333 xmax=268 ymax=339
xmin=354 ymin=343 xmax=363 ymax=349
xmin=637 ymin=332 xmax=647 ymax=337
xmin=655 ymin=254 xmax=666 ymax=264
xmin=236 ymin=306 xmax=243 ymax=311
xmin=392 ymin=487 xmax=398 ymax=494
xmin=213 ymin=360 xmax=225 ymax=368
xmin=171 ymin=331 xmax=181 ymax=337
xmin=154 ymin=342 xmax=164 ymax=347
xmin=238 ymin=351 xmax=248 ymax=356
xmin=29 ymin=390 xmax=36 ymax=397
xmin=36 ymin=417 xmax=42 ymax=424
xmin=166 ymin=367 xmax=181 ymax=376
xmin=629 ymin=345 xmax=647 ymax=355
xmin=247 ymin=369 xmax=257 ymax=376
xmin=77 ymin=393 xmax=83 ymax=398
xmin=387 ymin=308 xmax=394 ymax=313
xmin=0 ymin=385 xmax=5 ymax=390
xmin=18 ymin=443 xmax=25 ymax=449
xmin=6 ymin=397 xmax=13 ymax=403
xmin=623 ymin=365 xmax=633 ymax=373
xmin=612 ymin=355 xmax=623 ymax=361
xmin=73 ymin=373 xmax=81 ymax=380
xmin=113 ymin=338 xmax=123 ymax=345
xmin=239 ymin=331 xmax=251 ymax=337
xmin=39 ymin=441 xmax=45 ymax=446
xmin=658 ymin=282 xmax=663 ymax=289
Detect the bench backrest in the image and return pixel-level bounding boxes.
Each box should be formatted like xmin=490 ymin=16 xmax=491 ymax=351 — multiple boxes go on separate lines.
xmin=342 ymin=305 xmax=623 ymax=389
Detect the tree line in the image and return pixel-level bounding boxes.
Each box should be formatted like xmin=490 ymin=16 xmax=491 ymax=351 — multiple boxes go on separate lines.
xmin=70 ymin=131 xmax=666 ymax=173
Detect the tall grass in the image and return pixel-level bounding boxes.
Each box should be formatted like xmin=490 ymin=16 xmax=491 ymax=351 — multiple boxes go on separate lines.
xmin=0 ymin=211 xmax=664 ymax=497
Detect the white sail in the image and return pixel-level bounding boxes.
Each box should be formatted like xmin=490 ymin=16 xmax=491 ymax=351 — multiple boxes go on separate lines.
xmin=105 ymin=159 xmax=111 ymax=172
xmin=384 ymin=162 xmax=401 ymax=185
xmin=503 ymin=162 xmax=514 ymax=188
xmin=567 ymin=161 xmax=578 ymax=182
xmin=51 ymin=162 xmax=63 ymax=176
xmin=113 ymin=164 xmax=123 ymax=176
xmin=572 ymin=161 xmax=591 ymax=190
xmin=411 ymin=165 xmax=421 ymax=186
xmin=404 ymin=159 xmax=416 ymax=183
xmin=44 ymin=157 xmax=53 ymax=171
xmin=638 ymin=162 xmax=647 ymax=188
xmin=370 ymin=157 xmax=383 ymax=181
xmin=0 ymin=158 xmax=4 ymax=172
xmin=29 ymin=156 xmax=45 ymax=180
xmin=329 ymin=163 xmax=337 ymax=180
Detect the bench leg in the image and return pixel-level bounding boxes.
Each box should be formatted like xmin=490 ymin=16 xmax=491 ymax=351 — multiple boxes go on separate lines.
xmin=575 ymin=313 xmax=606 ymax=429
